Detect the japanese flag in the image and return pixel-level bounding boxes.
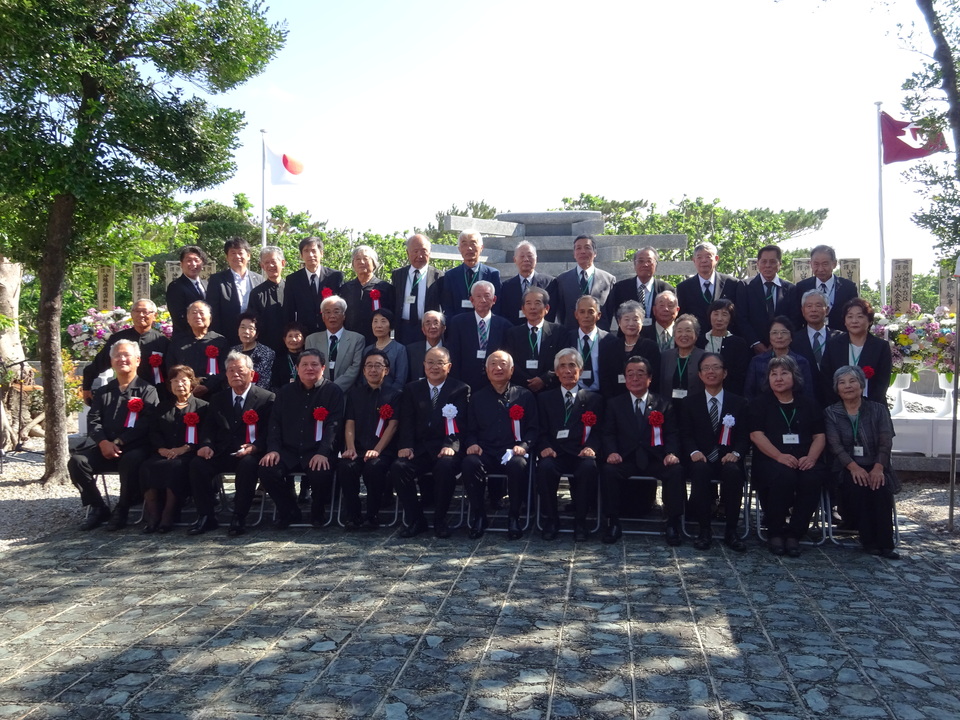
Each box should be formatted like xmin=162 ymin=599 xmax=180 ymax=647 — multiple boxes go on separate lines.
xmin=264 ymin=141 xmax=305 ymax=185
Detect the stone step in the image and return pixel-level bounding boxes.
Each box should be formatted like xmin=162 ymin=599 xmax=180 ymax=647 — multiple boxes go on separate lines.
xmin=493 ymin=260 xmax=696 ymax=280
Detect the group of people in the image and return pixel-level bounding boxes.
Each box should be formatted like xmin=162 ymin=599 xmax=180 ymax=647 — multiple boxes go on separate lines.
xmin=69 ymin=233 xmax=899 ymax=558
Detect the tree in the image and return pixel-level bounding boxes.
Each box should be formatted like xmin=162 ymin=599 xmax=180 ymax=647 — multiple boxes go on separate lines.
xmin=0 ymin=1 xmax=286 ymax=483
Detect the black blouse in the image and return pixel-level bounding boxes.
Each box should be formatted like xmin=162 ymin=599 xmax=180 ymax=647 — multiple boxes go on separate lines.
xmin=747 ymin=393 xmax=824 ymax=458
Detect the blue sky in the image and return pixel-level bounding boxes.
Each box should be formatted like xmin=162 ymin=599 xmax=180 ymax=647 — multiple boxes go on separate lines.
xmin=186 ymin=0 xmax=950 ymax=283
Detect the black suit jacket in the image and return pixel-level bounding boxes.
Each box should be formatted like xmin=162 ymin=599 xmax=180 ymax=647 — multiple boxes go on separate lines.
xmin=597 ymin=333 xmax=661 ymax=399
xmin=465 ymin=384 xmax=539 ymax=455
xmin=206 ymin=268 xmax=265 ymax=345
xmin=166 ymin=273 xmax=206 ymax=336
xmin=81 ymin=327 xmax=170 ymax=393
xmin=249 ymin=279 xmax=285 ymax=354
xmin=446 ymin=312 xmax=512 ymax=391
xmin=283 ymin=266 xmax=344 ymax=336
xmin=439 ymin=263 xmax=502 ymax=320
xmin=610 ymin=276 xmax=674 ymax=324
xmin=391 ymin=265 xmax=443 ymax=344
xmin=675 ymin=273 xmax=742 ymax=335
xmin=341 ymin=277 xmax=395 ymax=346
xmin=496 ymin=272 xmax=557 ymax=326
xmin=405 ymin=341 xmax=444 ymax=382
xmin=793 ymin=275 xmax=859 ymax=330
xmin=267 ymin=378 xmax=344 ymax=465
xmin=791 ymin=327 xmax=842 ymax=407
xmin=696 ymin=334 xmax=751 ymax=396
xmin=397 ymin=377 xmax=470 ymax=457
xmin=679 ymin=389 xmax=750 ymax=462
xmin=504 ymin=321 xmax=569 ymax=393
xmin=86 ymin=377 xmax=159 ymax=450
xmin=536 ymin=387 xmax=604 ymax=458
xmin=822 ymin=332 xmax=892 ymax=406
xmin=601 ymin=391 xmax=679 ymax=471
xmin=199 ymin=384 xmax=275 ymax=456
xmin=738 ymin=274 xmax=796 ymax=347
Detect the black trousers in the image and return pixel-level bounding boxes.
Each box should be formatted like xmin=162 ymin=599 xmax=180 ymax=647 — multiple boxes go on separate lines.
xmin=67 ymin=440 xmax=148 ymax=509
xmin=687 ymin=459 xmax=746 ymax=532
xmin=839 ymin=466 xmax=895 ymax=550
xmin=536 ymin=454 xmax=598 ymax=522
xmin=753 ymin=455 xmax=826 ymax=540
xmin=189 ymin=452 xmax=262 ymax=518
xmin=462 ymin=452 xmax=528 ymax=518
xmin=339 ymin=453 xmax=394 ymax=521
xmin=390 ymin=452 xmax=461 ymax=525
xmin=259 ymin=459 xmax=336 ymax=523
xmin=600 ymin=459 xmax=685 ymax=521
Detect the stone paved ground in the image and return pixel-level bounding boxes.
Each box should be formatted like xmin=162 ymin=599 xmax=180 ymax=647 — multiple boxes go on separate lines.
xmin=1 ymin=513 xmax=959 ymax=720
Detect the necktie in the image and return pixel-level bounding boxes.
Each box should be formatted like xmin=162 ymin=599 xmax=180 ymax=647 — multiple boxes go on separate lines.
xmin=635 ymin=397 xmax=644 ymax=418
xmin=478 ymin=319 xmax=488 ymax=350
xmin=638 ymin=283 xmax=646 ymax=310
xmin=329 ymin=334 xmax=339 ymax=380
xmin=812 ymin=330 xmax=823 ymax=367
xmin=708 ymin=397 xmax=720 ymax=462
xmin=466 ymin=268 xmax=475 ymax=287
xmin=659 ymin=329 xmax=672 ymax=350
xmin=310 ymin=274 xmax=318 ymax=297
xmin=564 ymin=390 xmax=574 ymax=414
xmin=409 ymin=269 xmax=420 ymax=325
xmin=521 ymin=277 xmax=529 ymax=295
xmin=431 ymin=385 xmax=439 ymax=408
xmin=764 ymin=281 xmax=775 ymax=316
xmin=234 ymin=395 xmax=243 ymax=417
xmin=819 ymin=282 xmax=828 ymax=295
xmin=580 ymin=270 xmax=589 ymax=295
xmin=195 ymin=281 xmax=204 ymax=299
xmin=530 ymin=325 xmax=538 ymax=357
xmin=702 ymin=281 xmax=712 ymax=303
xmin=581 ymin=335 xmax=592 ymax=371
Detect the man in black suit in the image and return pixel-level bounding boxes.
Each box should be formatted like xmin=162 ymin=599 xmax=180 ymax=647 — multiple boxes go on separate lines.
xmin=600 ymin=355 xmax=684 ymax=545
xmin=406 ymin=310 xmax=446 ymax=381
xmin=571 ymin=295 xmax=607 ymax=392
xmin=496 ymin=240 xmax=556 ymax=326
xmin=189 ymin=351 xmax=274 ymax=536
xmin=792 ymin=244 xmax=859 ymax=330
xmin=462 ymin=351 xmax=539 ymax=539
xmin=206 ymin=237 xmax=265 ymax=345
xmin=283 ymin=236 xmax=344 ymax=336
xmin=790 ymin=289 xmax=841 ymax=407
xmin=249 ymin=245 xmax=287 ymax=354
xmin=739 ymin=244 xmax=796 ymax=353
xmin=680 ymin=353 xmax=749 ymax=552
xmin=439 ymin=230 xmax=501 ymax=320
xmin=446 ymin=280 xmax=512 ymax=391
xmin=675 ymin=241 xmax=742 ymax=336
xmin=610 ymin=246 xmax=674 ymax=329
xmin=390 ymin=346 xmax=470 ymax=539
xmin=504 ymin=286 xmax=567 ymax=394
xmin=552 ymin=234 xmax=617 ymax=331
xmin=536 ymin=348 xmax=604 ymax=541
xmin=166 ymin=245 xmax=209 ymax=336
xmin=392 ymin=233 xmax=443 ymax=345
xmin=641 ymin=290 xmax=680 ymax=350
xmin=258 ymin=348 xmax=343 ymax=528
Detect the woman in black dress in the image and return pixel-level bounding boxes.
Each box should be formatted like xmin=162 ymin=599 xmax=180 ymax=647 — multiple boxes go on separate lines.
xmin=697 ymin=298 xmax=750 ymax=395
xmin=166 ymin=300 xmax=230 ymax=398
xmin=270 ymin=321 xmax=306 ymax=391
xmin=341 ymin=245 xmax=394 ymax=345
xmin=598 ymin=300 xmax=661 ymax=398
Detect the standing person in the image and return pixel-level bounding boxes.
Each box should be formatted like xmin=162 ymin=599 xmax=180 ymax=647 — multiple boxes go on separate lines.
xmin=680 ymin=353 xmax=749 ymax=552
xmin=552 ymin=234 xmax=616 ymax=331
xmin=824 ymin=365 xmax=900 ymax=559
xmin=536 ymin=348 xmax=604 ymax=541
xmin=675 ymin=241 xmax=742 ymax=336
xmin=659 ymin=314 xmax=705 ymax=408
xmin=231 ymin=311 xmax=275 ymax=390
xmin=392 ymin=233 xmax=443 ymax=345
xmin=166 ymin=300 xmax=231 ymax=398
xmin=249 ymin=245 xmax=287 ymax=354
xmin=259 ymin=349 xmax=343 ymax=528
xmin=366 ymin=308 xmax=408 ymax=394
xmin=610 ymin=246 xmax=674 ymax=326
xmin=440 ymin=230 xmax=501 ymax=320
xmin=406 ymin=311 xmax=446 ymax=381
xmin=792 ymin=244 xmax=859 ymax=330
xmin=341 ymin=244 xmax=394 ymax=346
xmin=446 ymin=280 xmax=511 ymax=391
xmin=641 ymin=290 xmax=680 ymax=350
xmin=304 ymin=295 xmax=365 ymax=392
xmin=68 ymin=340 xmax=159 ymax=530
xmin=340 ymin=349 xmax=401 ymax=530
xmin=739 ymin=244 xmax=796 ymax=353
xmin=283 ymin=236 xmax=344 ymax=336
xmin=497 ymin=240 xmax=556 ymax=325
xmin=270 ymin=322 xmax=306 ymax=391
xmin=697 ymin=299 xmax=750 ymax=396
xmin=744 ymin=317 xmax=816 ymax=401
xmin=166 ymin=245 xmax=209 ymax=336
xmin=389 ymin=346 xmax=469 ymax=539
xmin=600 ymin=356 xmax=684 ymax=545
xmin=206 ymin=237 xmax=264 ymax=345
xmin=190 ymin=351 xmax=274 ymax=537
xmin=599 ymin=300 xmax=661 ymax=399
xmin=790 ymin=290 xmax=842 ymax=408
xmin=504 ymin=286 xmax=567 ymax=394
xmin=571 ymin=295 xmax=607 ymax=392
xmin=748 ymin=355 xmax=828 ymax=558
xmin=822 ymin=298 xmax=893 ymax=406
xmin=462 ymin=351 xmax=539 ymax=540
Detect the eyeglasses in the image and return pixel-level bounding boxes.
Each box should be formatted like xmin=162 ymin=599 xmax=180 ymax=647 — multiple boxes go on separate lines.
xmin=425 ymin=360 xmax=449 ymax=367
xmin=364 ymin=363 xmax=387 ymax=370
xmin=699 ymin=364 xmax=724 ymax=371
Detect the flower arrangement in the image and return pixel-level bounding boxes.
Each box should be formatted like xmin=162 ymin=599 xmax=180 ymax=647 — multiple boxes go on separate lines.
xmin=66 ymin=306 xmax=175 ymax=360
xmin=872 ymin=304 xmax=956 ymax=381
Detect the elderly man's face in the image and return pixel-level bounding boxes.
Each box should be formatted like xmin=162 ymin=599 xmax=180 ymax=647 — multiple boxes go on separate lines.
xmin=634 ymin=250 xmax=657 ymax=282
xmin=260 ymin=252 xmax=285 ymax=282
xmin=514 ymin=246 xmax=536 ymax=276
xmin=406 ymin=236 xmax=430 ymax=269
xmin=458 ymin=235 xmax=482 ymax=265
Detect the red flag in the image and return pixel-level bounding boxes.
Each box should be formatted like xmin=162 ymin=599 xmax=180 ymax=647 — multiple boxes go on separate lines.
xmin=264 ymin=140 xmax=305 ymax=184
xmin=881 ymin=111 xmax=948 ymax=164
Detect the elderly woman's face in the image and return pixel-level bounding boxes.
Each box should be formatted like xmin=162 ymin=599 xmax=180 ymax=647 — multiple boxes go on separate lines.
xmin=353 ymin=251 xmax=374 ymax=276
xmin=769 ymin=322 xmax=792 ymax=350
xmin=674 ymin=320 xmax=697 ymax=349
xmin=710 ymin=309 xmax=730 ymax=333
xmin=618 ymin=311 xmax=642 ymax=338
xmin=836 ymin=373 xmax=863 ymax=400
xmin=170 ymin=372 xmax=194 ymax=398
xmin=768 ymin=365 xmax=795 ymax=394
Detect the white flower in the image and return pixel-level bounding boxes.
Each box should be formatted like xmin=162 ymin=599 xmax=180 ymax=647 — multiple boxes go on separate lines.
xmin=722 ymin=414 xmax=736 ymax=428
xmin=441 ymin=404 xmax=458 ymax=419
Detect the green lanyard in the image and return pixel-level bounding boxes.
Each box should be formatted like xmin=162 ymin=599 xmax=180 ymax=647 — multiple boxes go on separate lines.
xmin=849 ymin=344 xmax=862 ymax=366
xmin=848 ymin=411 xmax=860 ymax=443
xmin=528 ymin=328 xmax=539 ymax=357
xmin=464 ymin=266 xmax=478 ymax=294
xmin=676 ymin=355 xmax=690 ymax=382
xmin=778 ymin=406 xmax=796 ymax=431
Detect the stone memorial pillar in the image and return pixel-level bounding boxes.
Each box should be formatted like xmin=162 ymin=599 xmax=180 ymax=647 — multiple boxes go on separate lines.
xmin=165 ymin=260 xmax=181 ymax=287
xmin=940 ymin=265 xmax=958 ymax=313
xmin=97 ymin=266 xmax=115 ymax=310
xmin=838 ymin=259 xmax=860 ymax=288
xmin=890 ymin=259 xmax=912 ymax=313
xmin=792 ymin=259 xmax=812 ymax=284
xmin=132 ymin=262 xmax=152 ymax=302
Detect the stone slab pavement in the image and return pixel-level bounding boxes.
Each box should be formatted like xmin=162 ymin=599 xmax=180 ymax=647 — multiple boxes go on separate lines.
xmin=1 ymin=514 xmax=959 ymax=720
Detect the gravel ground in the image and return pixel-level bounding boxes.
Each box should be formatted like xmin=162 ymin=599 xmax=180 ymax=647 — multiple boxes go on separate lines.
xmin=2 ymin=436 xmax=959 ymax=552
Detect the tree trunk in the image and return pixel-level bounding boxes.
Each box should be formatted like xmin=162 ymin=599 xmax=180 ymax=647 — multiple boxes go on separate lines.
xmin=915 ymin=0 xmax=960 ymax=185
xmin=38 ymin=194 xmax=75 ymax=484
xmin=0 ymin=256 xmax=26 ymax=451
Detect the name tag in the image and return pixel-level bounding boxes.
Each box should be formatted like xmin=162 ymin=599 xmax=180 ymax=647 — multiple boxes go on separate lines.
xmin=853 ymin=446 xmax=864 ymax=457
xmin=617 ymin=374 xmax=625 ymax=384
xmin=782 ymin=433 xmax=800 ymax=445
xmin=642 ymin=318 xmax=652 ymax=326
xmin=672 ymin=389 xmax=687 ymax=399
xmin=556 ymin=429 xmax=570 ymax=439
xmin=406 ymin=295 xmax=416 ymax=304
xmin=476 ymin=350 xmax=486 ymax=359
xmin=461 ymin=299 xmax=473 ymax=308
xmin=328 ymin=361 xmax=336 ymax=369
xmin=518 ymin=310 xmax=525 ymax=318
xmin=580 ymin=370 xmax=592 ymax=381
xmin=526 ymin=360 xmax=539 ymax=369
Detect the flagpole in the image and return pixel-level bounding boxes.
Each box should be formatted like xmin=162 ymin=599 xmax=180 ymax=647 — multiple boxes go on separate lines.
xmin=260 ymin=129 xmax=268 ymax=248
xmin=876 ymin=101 xmax=887 ymax=308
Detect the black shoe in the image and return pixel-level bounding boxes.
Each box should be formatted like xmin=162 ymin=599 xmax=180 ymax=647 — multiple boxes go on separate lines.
xmin=105 ymin=506 xmax=129 ymax=531
xmin=80 ymin=505 xmax=110 ymax=531
xmin=227 ymin=516 xmax=246 ymax=536
xmin=435 ymin=517 xmax=452 ymax=539
xmin=398 ymin=517 xmax=428 ymax=538
xmin=365 ymin=515 xmax=380 ymax=530
xmin=187 ymin=515 xmax=218 ymax=536
xmin=602 ymin=520 xmax=622 ymax=544
xmin=542 ymin=519 xmax=559 ymax=541
xmin=507 ymin=517 xmax=522 ymax=540
xmin=769 ymin=537 xmax=785 ymax=556
xmin=468 ymin=515 xmax=488 ymax=540
xmin=723 ymin=531 xmax=747 ymax=553
xmin=573 ymin=521 xmax=589 ymax=542
xmin=273 ymin=515 xmax=292 ymax=530
xmin=785 ymin=537 xmax=801 ymax=558
xmin=344 ymin=517 xmax=363 ymax=532
xmin=157 ymin=524 xmax=173 ymax=534
xmin=298 ymin=485 xmax=311 ymax=505
xmin=665 ymin=522 xmax=682 ymax=547
xmin=880 ymin=548 xmax=901 ymax=560
xmin=693 ymin=528 xmax=712 ymax=551
xmin=142 ymin=523 xmax=158 ymax=535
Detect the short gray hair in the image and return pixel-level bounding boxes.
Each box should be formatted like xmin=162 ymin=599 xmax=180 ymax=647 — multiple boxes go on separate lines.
xmin=693 ymin=241 xmax=718 ymax=257
xmin=321 ymin=295 xmax=347 ymax=313
xmin=260 ymin=245 xmax=284 ymax=262
xmin=675 ymin=312 xmax=701 ymax=337
xmin=616 ymin=300 xmax=645 ymax=322
xmin=225 ymin=350 xmax=254 ymax=370
xmin=472 ymin=280 xmax=496 ymax=297
xmin=515 ymin=240 xmax=537 ymax=259
xmin=132 ymin=298 xmax=157 ymax=313
xmin=352 ymin=244 xmax=379 ymax=268
xmin=110 ymin=339 xmax=141 ymax=359
xmin=554 ymin=347 xmax=583 ymax=371
xmin=832 ymin=364 xmax=866 ymax=393
xmin=801 ymin=288 xmax=830 ymax=310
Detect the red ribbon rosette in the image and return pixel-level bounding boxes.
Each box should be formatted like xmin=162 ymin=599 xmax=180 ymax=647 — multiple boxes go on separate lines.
xmin=252 ymin=371 xmax=260 ymax=383
xmin=509 ymin=404 xmax=524 ymax=442
xmin=242 ymin=409 xmax=259 ymax=443
xmin=183 ymin=411 xmax=200 ymax=444
xmin=125 ymin=397 xmax=144 ymax=428
xmin=379 ymin=404 xmax=394 ymax=419
xmin=580 ymin=410 xmax=597 ymax=445
xmin=148 ymin=353 xmax=164 ymax=384
xmin=862 ymin=365 xmax=875 ymax=379
xmin=321 ymin=287 xmax=333 ymax=299
xmin=313 ymin=406 xmax=328 ymax=442
xmin=376 ymin=403 xmax=394 ymax=437
xmin=647 ymin=410 xmax=665 ymax=446
xmin=205 ymin=344 xmax=219 ymax=375
xmin=370 ymin=287 xmax=381 ymax=310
